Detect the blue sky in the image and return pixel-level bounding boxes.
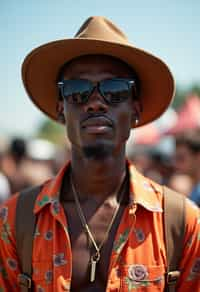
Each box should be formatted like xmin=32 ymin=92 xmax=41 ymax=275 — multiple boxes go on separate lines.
xmin=1 ymin=0 xmax=200 ymax=137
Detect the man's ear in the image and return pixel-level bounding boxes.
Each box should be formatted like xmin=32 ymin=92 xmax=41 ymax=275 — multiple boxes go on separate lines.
xmin=56 ymin=100 xmax=65 ymax=123
xmin=131 ymin=100 xmax=142 ymax=126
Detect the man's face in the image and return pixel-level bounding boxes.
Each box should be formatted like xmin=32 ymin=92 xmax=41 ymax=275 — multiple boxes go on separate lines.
xmin=175 ymin=144 xmax=199 ymax=176
xmin=60 ymin=55 xmax=138 ymax=159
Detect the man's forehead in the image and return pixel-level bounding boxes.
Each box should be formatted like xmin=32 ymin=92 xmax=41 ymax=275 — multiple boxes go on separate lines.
xmin=59 ymin=54 xmax=135 ymax=77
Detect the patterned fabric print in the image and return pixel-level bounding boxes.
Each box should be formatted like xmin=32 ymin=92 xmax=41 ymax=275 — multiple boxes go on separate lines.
xmin=44 ymin=230 xmax=53 ymax=241
xmin=37 ymin=195 xmax=51 ymax=207
xmin=0 ymin=161 xmax=199 ymax=291
xmin=128 ymin=264 xmax=148 ymax=283
xmin=0 ymin=207 xmax=10 ymax=244
xmin=0 ymin=222 xmax=11 ymax=244
xmin=113 ymin=228 xmax=130 ymax=254
xmin=0 ymin=260 xmax=7 ymax=279
xmin=6 ymin=258 xmax=17 ymax=271
xmin=123 ymin=264 xmax=164 ymax=290
xmin=125 ymin=275 xmax=163 ymax=290
xmin=187 ymin=258 xmax=200 ymax=281
xmin=0 ymin=207 xmax=8 ymax=223
xmin=45 ymin=270 xmax=53 ymax=284
xmin=125 ymin=277 xmax=149 ymax=290
xmin=53 ymin=253 xmax=67 ymax=267
xmin=51 ymin=199 xmax=60 ymax=215
xmin=133 ymin=228 xmax=145 ymax=243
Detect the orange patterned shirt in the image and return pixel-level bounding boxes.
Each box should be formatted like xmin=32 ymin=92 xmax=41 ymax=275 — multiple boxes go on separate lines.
xmin=0 ymin=161 xmax=199 ymax=291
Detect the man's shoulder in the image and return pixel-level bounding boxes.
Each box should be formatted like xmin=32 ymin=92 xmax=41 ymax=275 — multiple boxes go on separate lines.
xmin=129 ymin=162 xmax=199 ymax=218
xmin=0 ymin=192 xmax=19 ymax=227
xmin=0 ymin=180 xmax=51 ymax=228
xmin=185 ymin=197 xmax=200 ymax=225
xmin=128 ymin=161 xmax=163 ymax=193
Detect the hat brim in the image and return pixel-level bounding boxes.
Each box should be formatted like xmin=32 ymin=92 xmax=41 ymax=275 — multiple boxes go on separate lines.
xmin=22 ymin=38 xmax=175 ymax=127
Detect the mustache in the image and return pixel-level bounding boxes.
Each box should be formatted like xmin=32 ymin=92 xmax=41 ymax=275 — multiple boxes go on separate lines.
xmin=80 ymin=113 xmax=114 ymax=127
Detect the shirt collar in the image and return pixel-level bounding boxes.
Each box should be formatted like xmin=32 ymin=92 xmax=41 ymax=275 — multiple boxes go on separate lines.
xmin=34 ymin=160 xmax=163 ymax=214
xmin=34 ymin=162 xmax=70 ymax=214
xmin=128 ymin=161 xmax=163 ymax=212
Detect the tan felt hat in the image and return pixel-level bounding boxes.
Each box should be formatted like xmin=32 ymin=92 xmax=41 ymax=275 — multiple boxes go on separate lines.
xmin=22 ymin=16 xmax=175 ymax=127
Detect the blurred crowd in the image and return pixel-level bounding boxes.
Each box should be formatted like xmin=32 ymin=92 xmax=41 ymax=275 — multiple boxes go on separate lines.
xmin=0 ymin=137 xmax=71 ymax=203
xmin=0 ymin=127 xmax=200 ymax=207
xmin=127 ymin=127 xmax=200 ymax=207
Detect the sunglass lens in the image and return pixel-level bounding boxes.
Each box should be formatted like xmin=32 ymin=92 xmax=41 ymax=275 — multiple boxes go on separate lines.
xmin=100 ymin=79 xmax=129 ymax=104
xmin=63 ymin=80 xmax=92 ymax=104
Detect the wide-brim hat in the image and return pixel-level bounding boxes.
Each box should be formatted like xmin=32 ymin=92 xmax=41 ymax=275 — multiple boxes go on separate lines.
xmin=22 ymin=16 xmax=175 ymax=127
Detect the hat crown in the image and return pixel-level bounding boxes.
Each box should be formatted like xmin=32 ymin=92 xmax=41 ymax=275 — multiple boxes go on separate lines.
xmin=75 ymin=16 xmax=129 ymax=44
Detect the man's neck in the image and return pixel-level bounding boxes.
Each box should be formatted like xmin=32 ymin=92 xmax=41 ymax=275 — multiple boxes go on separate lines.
xmin=69 ymin=148 xmax=127 ymax=202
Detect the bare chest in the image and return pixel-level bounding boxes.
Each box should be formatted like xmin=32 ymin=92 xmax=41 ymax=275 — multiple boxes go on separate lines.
xmin=63 ymin=200 xmax=125 ymax=291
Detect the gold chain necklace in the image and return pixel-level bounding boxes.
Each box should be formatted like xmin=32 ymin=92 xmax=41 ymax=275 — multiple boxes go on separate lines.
xmin=70 ymin=173 xmax=127 ymax=282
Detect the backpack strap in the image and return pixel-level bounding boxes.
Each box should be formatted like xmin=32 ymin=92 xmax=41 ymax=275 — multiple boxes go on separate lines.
xmin=15 ymin=185 xmax=41 ymax=292
xmin=163 ymin=186 xmax=186 ymax=292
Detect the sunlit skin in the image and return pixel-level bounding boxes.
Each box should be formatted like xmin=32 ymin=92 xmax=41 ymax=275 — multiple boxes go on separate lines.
xmin=57 ymin=55 xmax=140 ymax=291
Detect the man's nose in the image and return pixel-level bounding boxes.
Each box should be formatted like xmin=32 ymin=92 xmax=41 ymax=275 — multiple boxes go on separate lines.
xmin=83 ymin=87 xmax=108 ymax=113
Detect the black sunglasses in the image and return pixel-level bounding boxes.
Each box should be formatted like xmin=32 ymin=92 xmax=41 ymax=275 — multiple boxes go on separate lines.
xmin=58 ymin=78 xmax=136 ymax=105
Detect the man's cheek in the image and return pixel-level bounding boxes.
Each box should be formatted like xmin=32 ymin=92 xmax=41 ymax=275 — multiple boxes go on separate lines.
xmin=118 ymin=117 xmax=132 ymax=141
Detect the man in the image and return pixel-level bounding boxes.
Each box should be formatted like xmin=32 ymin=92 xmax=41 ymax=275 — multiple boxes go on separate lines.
xmin=175 ymin=129 xmax=200 ymax=206
xmin=0 ymin=16 xmax=199 ymax=291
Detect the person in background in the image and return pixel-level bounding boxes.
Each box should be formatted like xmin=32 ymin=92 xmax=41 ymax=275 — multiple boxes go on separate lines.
xmin=0 ymin=137 xmax=27 ymax=193
xmin=168 ymin=173 xmax=193 ymax=197
xmin=0 ymin=138 xmax=56 ymax=194
xmin=175 ymin=129 xmax=200 ymax=206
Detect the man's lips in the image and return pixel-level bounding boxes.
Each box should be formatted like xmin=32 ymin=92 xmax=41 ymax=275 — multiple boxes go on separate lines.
xmin=81 ymin=116 xmax=113 ymax=134
xmin=81 ymin=116 xmax=113 ymax=128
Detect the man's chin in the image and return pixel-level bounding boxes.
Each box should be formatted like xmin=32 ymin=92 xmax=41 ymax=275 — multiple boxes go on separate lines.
xmin=82 ymin=143 xmax=114 ymax=160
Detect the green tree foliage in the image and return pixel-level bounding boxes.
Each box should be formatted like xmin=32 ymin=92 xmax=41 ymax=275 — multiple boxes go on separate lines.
xmin=172 ymin=83 xmax=200 ymax=109
xmin=36 ymin=119 xmax=65 ymax=145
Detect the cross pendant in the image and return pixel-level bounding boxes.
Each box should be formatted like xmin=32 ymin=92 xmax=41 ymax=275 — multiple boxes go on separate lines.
xmin=90 ymin=253 xmax=100 ymax=282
